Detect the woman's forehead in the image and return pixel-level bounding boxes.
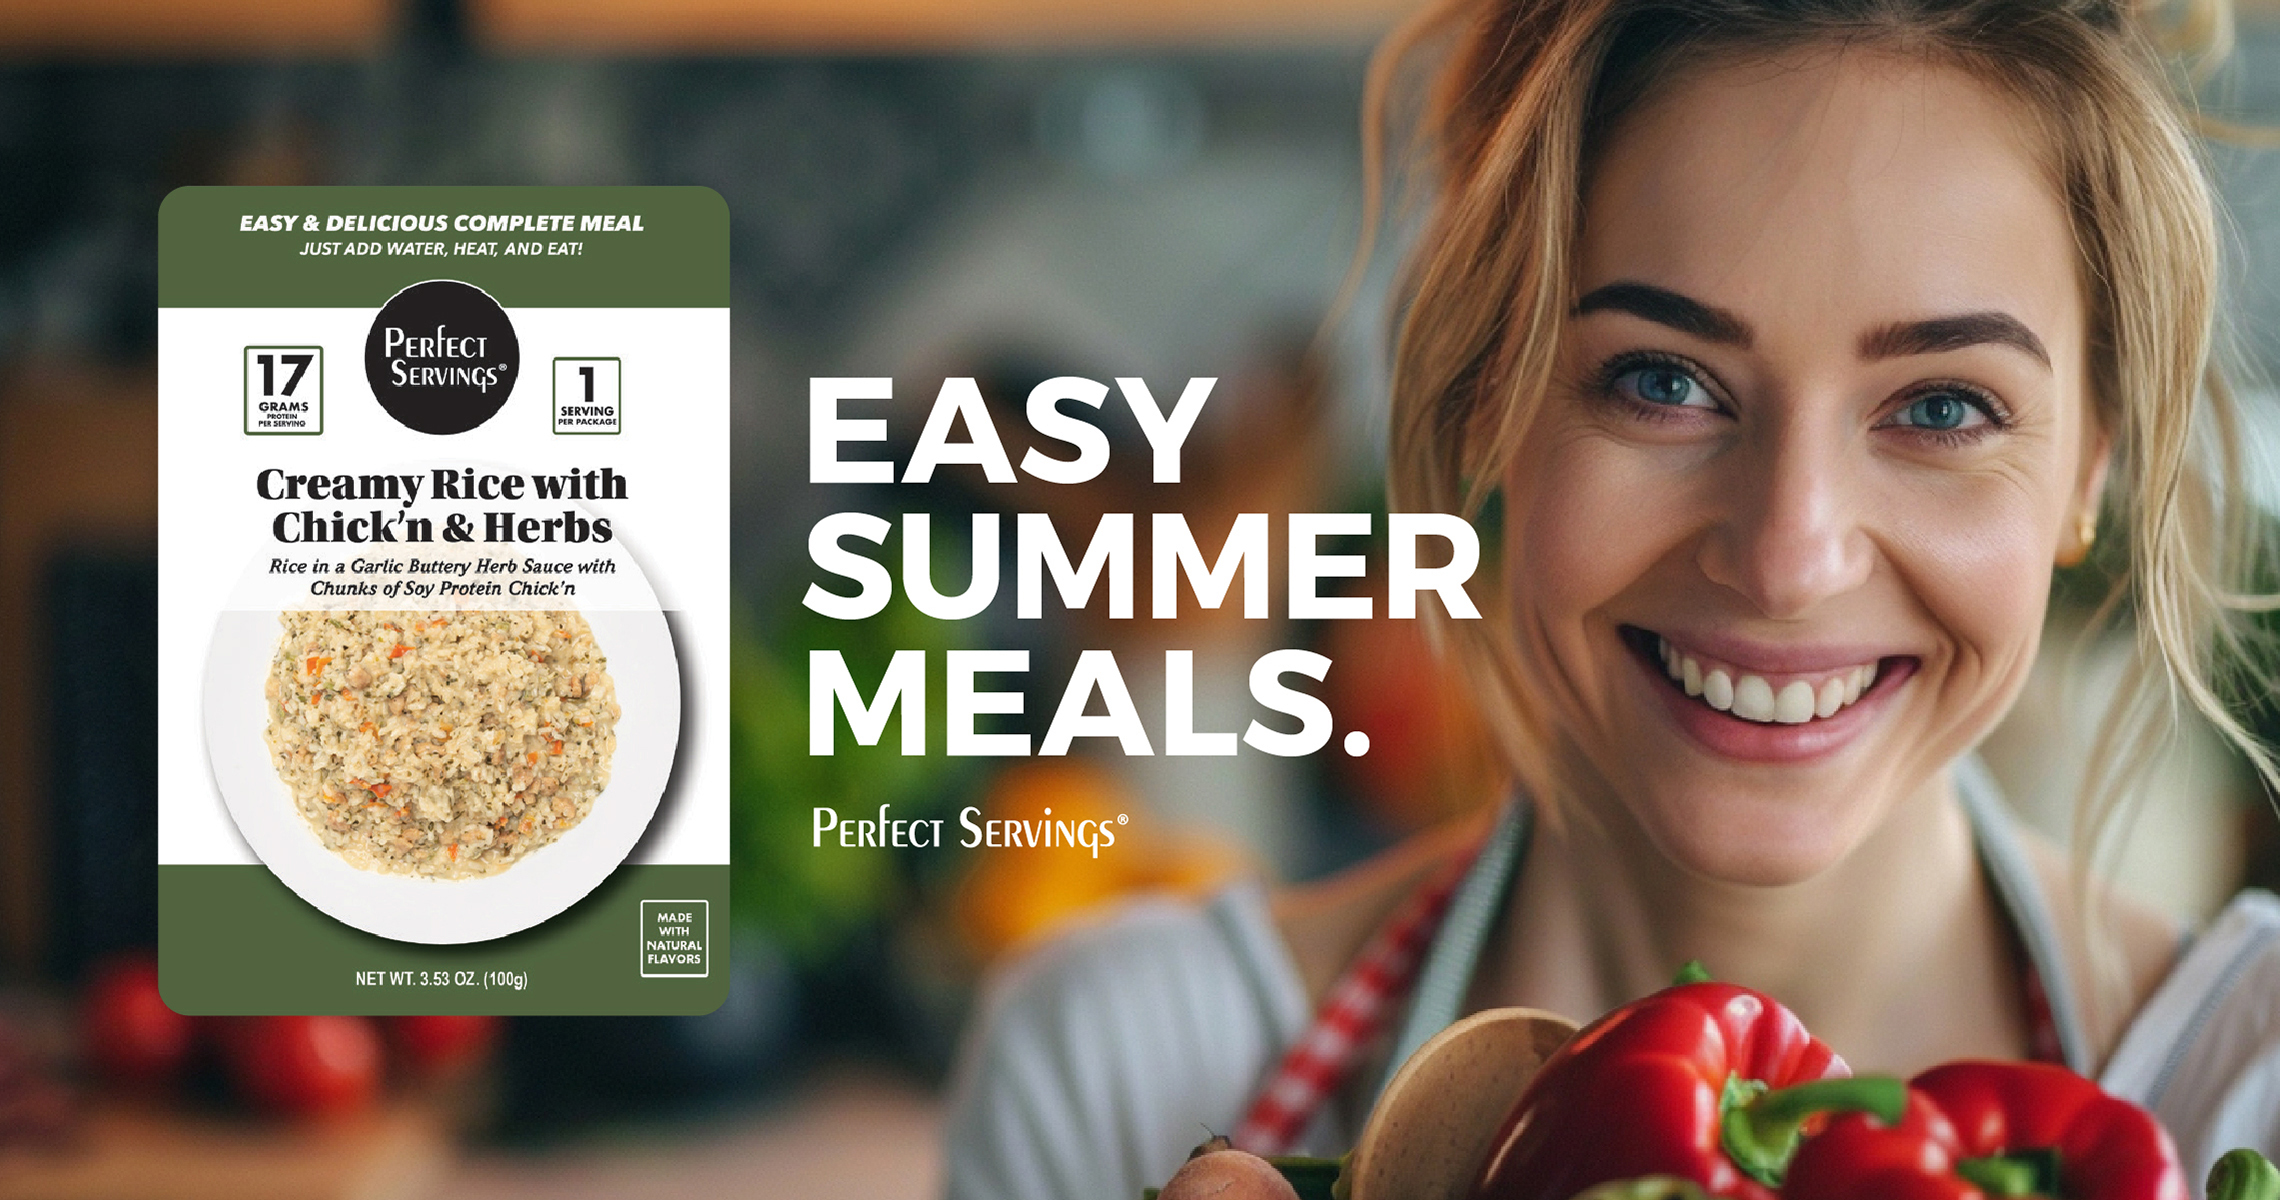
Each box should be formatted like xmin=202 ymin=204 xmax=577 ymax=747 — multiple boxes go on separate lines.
xmin=1575 ymin=46 xmax=2084 ymax=361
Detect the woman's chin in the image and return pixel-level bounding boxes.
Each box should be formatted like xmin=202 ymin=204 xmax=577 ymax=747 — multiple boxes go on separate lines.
xmin=1621 ymin=788 xmax=1869 ymax=888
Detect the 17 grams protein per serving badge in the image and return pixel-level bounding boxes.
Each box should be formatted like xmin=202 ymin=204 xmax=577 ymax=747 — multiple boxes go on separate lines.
xmin=156 ymin=186 xmax=730 ymax=1017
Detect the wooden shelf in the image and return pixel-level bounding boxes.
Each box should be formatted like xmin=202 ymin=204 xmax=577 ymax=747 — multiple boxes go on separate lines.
xmin=467 ymin=0 xmax=1422 ymax=51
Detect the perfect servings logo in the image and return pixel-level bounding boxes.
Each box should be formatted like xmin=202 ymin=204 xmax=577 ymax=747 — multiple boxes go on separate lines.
xmin=364 ymin=279 xmax=520 ymax=435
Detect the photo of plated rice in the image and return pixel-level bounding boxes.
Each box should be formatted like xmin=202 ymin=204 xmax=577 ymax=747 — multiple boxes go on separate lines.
xmin=263 ymin=609 xmax=620 ymax=880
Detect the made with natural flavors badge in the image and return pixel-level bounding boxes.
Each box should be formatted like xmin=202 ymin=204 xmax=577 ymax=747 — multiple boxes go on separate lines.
xmin=156 ymin=187 xmax=729 ymax=1016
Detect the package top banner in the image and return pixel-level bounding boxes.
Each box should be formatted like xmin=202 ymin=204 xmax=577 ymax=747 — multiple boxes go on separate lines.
xmin=158 ymin=185 xmax=727 ymax=309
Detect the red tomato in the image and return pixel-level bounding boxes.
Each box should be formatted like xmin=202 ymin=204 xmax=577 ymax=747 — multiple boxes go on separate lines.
xmin=386 ymin=1015 xmax=498 ymax=1073
xmin=81 ymin=953 xmax=197 ymax=1086
xmin=227 ymin=1015 xmax=382 ymax=1119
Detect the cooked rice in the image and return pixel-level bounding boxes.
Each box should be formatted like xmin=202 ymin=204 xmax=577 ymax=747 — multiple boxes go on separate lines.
xmin=263 ymin=609 xmax=620 ymax=879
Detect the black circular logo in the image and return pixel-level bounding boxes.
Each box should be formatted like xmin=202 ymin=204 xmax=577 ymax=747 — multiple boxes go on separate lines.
xmin=364 ymin=280 xmax=519 ymax=435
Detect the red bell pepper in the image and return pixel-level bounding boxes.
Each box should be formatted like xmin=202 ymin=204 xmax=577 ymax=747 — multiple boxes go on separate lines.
xmin=1468 ymin=969 xmax=1905 ymax=1200
xmin=1782 ymin=1061 xmax=2186 ymax=1200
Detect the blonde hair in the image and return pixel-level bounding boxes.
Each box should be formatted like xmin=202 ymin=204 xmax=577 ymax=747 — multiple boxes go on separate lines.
xmin=1375 ymin=0 xmax=2279 ymax=986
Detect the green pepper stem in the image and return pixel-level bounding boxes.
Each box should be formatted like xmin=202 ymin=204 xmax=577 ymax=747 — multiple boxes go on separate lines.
xmin=1721 ymin=1075 xmax=1909 ymax=1188
xmin=1672 ymin=961 xmax=1713 ymax=986
xmin=2209 ymin=1150 xmax=2280 ymax=1200
xmin=1955 ymin=1156 xmax=2039 ymax=1197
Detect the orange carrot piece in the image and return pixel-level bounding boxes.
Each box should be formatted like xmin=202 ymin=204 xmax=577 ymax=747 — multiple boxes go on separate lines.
xmin=305 ymin=655 xmax=331 ymax=675
xmin=372 ymin=783 xmax=392 ymax=799
xmin=390 ymin=644 xmax=411 ymax=658
xmin=549 ymin=740 xmax=564 ymax=756
xmin=449 ymin=843 xmax=458 ymax=862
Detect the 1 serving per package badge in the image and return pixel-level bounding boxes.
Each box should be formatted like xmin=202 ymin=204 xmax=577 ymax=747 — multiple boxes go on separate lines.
xmin=156 ymin=187 xmax=729 ymax=1016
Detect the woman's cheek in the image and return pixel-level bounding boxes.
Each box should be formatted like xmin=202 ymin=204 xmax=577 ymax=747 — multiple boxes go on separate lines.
xmin=1871 ymin=469 xmax=2060 ymax=723
xmin=1517 ymin=430 xmax=1701 ymax=586
xmin=1507 ymin=436 xmax=1693 ymax=678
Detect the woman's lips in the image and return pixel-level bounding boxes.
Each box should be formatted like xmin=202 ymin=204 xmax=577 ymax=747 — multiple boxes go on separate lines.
xmin=1621 ymin=626 xmax=1917 ymax=763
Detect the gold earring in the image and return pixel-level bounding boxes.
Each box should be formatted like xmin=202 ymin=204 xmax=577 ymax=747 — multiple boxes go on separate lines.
xmin=2059 ymin=510 xmax=2097 ymax=567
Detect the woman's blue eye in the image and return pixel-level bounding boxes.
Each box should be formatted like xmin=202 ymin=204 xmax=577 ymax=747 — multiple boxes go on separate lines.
xmin=1617 ymin=365 xmax=1707 ymax=408
xmin=1892 ymin=390 xmax=1987 ymax=432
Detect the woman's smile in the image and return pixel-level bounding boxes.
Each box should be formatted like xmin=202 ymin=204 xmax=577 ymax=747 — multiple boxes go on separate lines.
xmin=1617 ymin=624 xmax=1919 ymax=763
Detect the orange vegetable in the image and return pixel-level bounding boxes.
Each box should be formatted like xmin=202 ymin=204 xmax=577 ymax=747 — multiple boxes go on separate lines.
xmin=448 ymin=844 xmax=458 ymax=862
xmin=390 ymin=644 xmax=411 ymax=658
xmin=526 ymin=752 xmax=537 ymax=765
xmin=305 ymin=655 xmax=331 ymax=675
xmin=549 ymin=740 xmax=564 ymax=756
xmin=359 ymin=721 xmax=375 ymax=735
xmin=371 ymin=783 xmax=392 ymax=799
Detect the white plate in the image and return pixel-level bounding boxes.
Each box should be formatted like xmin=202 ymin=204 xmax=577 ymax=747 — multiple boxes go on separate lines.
xmin=204 ymin=605 xmax=680 ymax=944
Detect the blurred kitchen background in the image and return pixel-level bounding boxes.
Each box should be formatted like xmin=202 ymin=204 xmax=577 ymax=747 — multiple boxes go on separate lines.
xmin=1 ymin=1 xmax=2278 ymax=1197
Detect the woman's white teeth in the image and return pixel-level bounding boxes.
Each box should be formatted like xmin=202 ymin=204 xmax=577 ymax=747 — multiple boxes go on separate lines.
xmin=1774 ymin=681 xmax=1817 ymax=724
xmin=1656 ymin=637 xmax=1880 ymax=725
xmin=1733 ymin=675 xmax=1776 ymax=721
xmin=1703 ymin=669 xmax=1734 ymax=711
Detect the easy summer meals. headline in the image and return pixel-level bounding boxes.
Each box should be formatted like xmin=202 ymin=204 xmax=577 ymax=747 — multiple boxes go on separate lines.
xmin=806 ymin=376 xmax=1483 ymax=761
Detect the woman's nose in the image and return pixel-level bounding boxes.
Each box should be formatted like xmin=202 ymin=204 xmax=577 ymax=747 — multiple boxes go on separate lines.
xmin=1694 ymin=429 xmax=1874 ymax=619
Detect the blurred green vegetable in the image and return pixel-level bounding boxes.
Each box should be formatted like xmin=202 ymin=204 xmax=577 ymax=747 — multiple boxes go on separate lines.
xmin=730 ymin=589 xmax=974 ymax=962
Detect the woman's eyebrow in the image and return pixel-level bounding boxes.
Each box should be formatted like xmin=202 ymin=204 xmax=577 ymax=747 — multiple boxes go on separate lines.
xmin=1573 ymin=282 xmax=1752 ymax=346
xmin=1858 ymin=313 xmax=2051 ymax=370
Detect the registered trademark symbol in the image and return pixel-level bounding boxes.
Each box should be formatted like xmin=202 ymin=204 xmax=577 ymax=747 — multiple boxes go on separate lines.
xmin=1117 ymin=813 xmax=1128 ymax=824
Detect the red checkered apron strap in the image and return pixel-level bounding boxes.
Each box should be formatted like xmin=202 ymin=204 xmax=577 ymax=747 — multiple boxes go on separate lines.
xmin=1231 ymin=846 xmax=1478 ymax=1155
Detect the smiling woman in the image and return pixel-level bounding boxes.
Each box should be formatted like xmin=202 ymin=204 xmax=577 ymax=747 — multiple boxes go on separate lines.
xmin=1502 ymin=41 xmax=2112 ymax=891
xmin=939 ymin=4 xmax=2280 ymax=1199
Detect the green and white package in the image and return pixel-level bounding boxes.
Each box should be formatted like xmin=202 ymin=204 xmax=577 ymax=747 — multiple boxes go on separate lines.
xmin=157 ymin=186 xmax=728 ymax=1014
